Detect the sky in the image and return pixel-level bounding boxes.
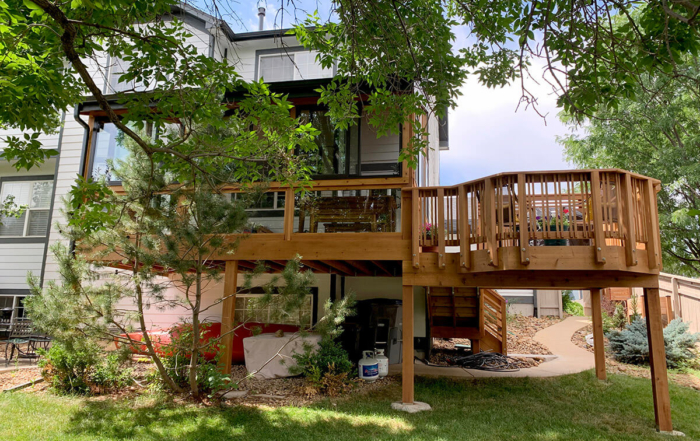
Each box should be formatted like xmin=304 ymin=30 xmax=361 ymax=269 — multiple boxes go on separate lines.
xmin=216 ymin=1 xmax=575 ymax=186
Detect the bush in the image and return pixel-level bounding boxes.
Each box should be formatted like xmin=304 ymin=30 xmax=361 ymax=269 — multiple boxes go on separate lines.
xmin=292 ymin=339 xmax=355 ymax=396
xmin=38 ymin=342 xmax=133 ymax=395
xmin=153 ymin=322 xmax=229 ymax=396
xmin=562 ymin=291 xmax=584 ymax=316
xmin=607 ymin=318 xmax=700 ymax=369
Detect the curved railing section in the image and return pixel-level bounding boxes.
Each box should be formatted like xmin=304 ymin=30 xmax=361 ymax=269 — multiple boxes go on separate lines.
xmin=410 ymin=169 xmax=662 ymax=272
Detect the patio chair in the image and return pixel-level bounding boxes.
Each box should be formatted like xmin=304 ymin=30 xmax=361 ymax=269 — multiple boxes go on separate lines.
xmin=3 ymin=321 xmax=39 ymax=366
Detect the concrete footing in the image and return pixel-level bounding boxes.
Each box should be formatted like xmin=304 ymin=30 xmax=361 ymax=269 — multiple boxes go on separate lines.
xmin=391 ymin=401 xmax=432 ymax=413
xmin=659 ymin=430 xmax=685 ymax=437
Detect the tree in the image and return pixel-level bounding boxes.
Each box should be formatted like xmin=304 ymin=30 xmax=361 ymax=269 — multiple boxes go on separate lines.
xmin=559 ymin=60 xmax=700 ymax=276
xmin=5 ymin=0 xmax=700 ymax=173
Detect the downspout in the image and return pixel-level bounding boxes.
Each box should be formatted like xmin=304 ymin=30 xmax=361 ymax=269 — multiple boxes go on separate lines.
xmin=68 ymin=103 xmax=91 ymax=255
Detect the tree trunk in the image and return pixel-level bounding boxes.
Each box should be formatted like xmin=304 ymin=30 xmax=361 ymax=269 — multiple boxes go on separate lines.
xmin=188 ymin=271 xmax=203 ymax=398
xmin=135 ymin=283 xmax=183 ymax=394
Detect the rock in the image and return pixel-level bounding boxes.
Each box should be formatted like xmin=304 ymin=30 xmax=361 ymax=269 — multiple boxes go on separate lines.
xmin=391 ymin=401 xmax=432 ymax=413
xmin=222 ymin=390 xmax=249 ymax=399
xmin=252 ymin=393 xmax=286 ymax=399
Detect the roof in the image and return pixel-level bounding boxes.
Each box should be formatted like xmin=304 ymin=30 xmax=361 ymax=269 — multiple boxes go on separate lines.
xmin=169 ymin=3 xmax=235 ymax=41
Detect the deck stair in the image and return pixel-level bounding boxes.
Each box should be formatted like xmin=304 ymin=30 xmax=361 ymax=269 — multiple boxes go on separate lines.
xmin=427 ymin=287 xmax=507 ymax=354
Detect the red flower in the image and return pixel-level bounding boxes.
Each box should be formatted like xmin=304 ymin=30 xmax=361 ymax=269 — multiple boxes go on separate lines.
xmin=563 ymin=208 xmax=569 ymax=214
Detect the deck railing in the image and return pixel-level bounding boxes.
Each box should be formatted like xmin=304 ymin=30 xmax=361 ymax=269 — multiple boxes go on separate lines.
xmin=410 ymin=169 xmax=661 ymax=270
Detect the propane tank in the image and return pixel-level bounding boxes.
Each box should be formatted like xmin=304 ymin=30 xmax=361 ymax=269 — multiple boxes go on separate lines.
xmin=358 ymin=350 xmax=379 ymax=382
xmin=375 ymin=348 xmax=389 ymax=377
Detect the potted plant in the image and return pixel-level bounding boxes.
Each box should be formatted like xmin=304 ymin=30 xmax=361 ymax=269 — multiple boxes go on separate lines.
xmin=421 ymin=222 xmax=438 ymax=252
xmin=537 ymin=209 xmax=570 ymax=246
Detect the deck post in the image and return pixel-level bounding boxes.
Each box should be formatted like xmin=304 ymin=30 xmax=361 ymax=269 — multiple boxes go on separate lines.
xmin=220 ymin=261 xmax=238 ymax=375
xmin=590 ymin=288 xmax=606 ymax=380
xmin=402 ymin=284 xmax=414 ymax=404
xmin=643 ymin=287 xmax=673 ymax=432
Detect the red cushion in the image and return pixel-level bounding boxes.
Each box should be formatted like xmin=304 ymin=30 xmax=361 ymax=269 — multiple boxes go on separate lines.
xmin=116 ymin=322 xmax=301 ymax=364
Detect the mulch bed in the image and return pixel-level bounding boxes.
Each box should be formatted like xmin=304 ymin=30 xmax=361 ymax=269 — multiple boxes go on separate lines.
xmin=0 ymin=367 xmax=43 ymax=392
xmin=222 ymin=365 xmax=396 ymax=407
xmin=571 ymin=324 xmax=700 ymax=391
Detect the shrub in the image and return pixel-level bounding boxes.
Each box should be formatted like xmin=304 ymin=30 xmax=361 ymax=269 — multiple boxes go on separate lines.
xmin=38 ymin=342 xmax=133 ymax=395
xmin=153 ymin=322 xmax=230 ymax=396
xmin=607 ymin=318 xmax=700 ymax=369
xmin=292 ymin=339 xmax=355 ymax=396
xmin=562 ymin=291 xmax=584 ymax=316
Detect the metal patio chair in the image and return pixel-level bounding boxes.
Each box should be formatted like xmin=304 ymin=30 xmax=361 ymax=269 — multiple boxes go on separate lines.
xmin=3 ymin=321 xmax=39 ymax=366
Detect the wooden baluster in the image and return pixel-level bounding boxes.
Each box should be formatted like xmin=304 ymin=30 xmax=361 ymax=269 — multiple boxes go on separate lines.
xmin=478 ymin=288 xmax=485 ymax=337
xmin=644 ymin=179 xmax=661 ymax=270
xmin=590 ymin=171 xmax=608 ymax=265
xmin=459 ymin=185 xmax=471 ymax=269
xmin=412 ymin=188 xmax=420 ymax=268
xmin=621 ymin=173 xmax=638 ymax=267
xmin=283 ymin=188 xmax=294 ymax=241
xmin=484 ymin=178 xmax=498 ymax=267
xmin=517 ymin=173 xmax=529 ymax=265
xmin=437 ymin=188 xmax=446 ymax=269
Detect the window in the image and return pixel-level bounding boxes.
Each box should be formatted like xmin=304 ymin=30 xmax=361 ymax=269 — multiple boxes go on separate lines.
xmin=257 ymin=50 xmax=333 ymax=82
xmin=89 ymin=121 xmax=159 ymax=182
xmin=0 ymin=295 xmax=27 ymax=321
xmin=297 ymin=107 xmax=359 ymax=177
xmin=234 ymin=191 xmax=286 ymax=211
xmin=0 ymin=179 xmax=53 ymax=237
xmin=234 ymin=292 xmax=315 ymax=327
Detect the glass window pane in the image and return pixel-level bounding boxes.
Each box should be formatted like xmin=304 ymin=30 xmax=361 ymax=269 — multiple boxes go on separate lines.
xmin=0 ymin=212 xmax=26 ymax=237
xmin=1 ymin=182 xmax=31 ymax=206
xmin=91 ymin=122 xmax=132 ymax=180
xmin=27 ymin=210 xmax=49 ymax=236
xmin=259 ymin=55 xmax=294 ymax=82
xmin=30 ymin=181 xmax=53 ymax=209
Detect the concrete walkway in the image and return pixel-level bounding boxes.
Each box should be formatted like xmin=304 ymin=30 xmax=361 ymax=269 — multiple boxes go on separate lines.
xmin=391 ymin=316 xmax=594 ymax=379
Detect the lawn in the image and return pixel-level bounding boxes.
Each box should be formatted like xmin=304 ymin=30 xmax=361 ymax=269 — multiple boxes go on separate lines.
xmin=1 ymin=371 xmax=699 ymax=440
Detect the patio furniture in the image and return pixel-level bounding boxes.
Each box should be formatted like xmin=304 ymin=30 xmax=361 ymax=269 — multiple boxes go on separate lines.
xmin=3 ymin=321 xmax=40 ymax=366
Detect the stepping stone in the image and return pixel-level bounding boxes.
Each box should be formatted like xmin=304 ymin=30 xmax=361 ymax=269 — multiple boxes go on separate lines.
xmin=222 ymin=390 xmax=249 ymax=399
xmin=391 ymin=401 xmax=432 ymax=413
xmin=251 ymin=394 xmax=286 ymax=399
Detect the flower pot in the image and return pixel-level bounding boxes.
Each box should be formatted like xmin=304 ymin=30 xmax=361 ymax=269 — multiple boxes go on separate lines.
xmin=543 ymin=225 xmax=569 ymax=246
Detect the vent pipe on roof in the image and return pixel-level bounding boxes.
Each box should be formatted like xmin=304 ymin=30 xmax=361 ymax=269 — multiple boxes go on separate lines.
xmin=258 ymin=7 xmax=265 ymax=31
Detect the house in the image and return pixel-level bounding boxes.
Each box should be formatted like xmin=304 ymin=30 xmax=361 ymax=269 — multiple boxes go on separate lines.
xmin=0 ymin=4 xmax=675 ymax=432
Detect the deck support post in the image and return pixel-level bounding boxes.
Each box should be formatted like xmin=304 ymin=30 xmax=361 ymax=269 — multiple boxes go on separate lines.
xmin=590 ymin=288 xmax=606 ymax=380
xmin=402 ymin=284 xmax=414 ymax=404
xmin=643 ymin=287 xmax=673 ymax=433
xmin=219 ymin=261 xmax=238 ymax=375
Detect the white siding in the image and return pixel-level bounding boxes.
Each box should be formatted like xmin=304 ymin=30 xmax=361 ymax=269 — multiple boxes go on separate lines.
xmin=0 ymin=243 xmax=44 ymax=290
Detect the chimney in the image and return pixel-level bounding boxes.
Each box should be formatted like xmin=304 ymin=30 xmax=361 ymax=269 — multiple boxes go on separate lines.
xmin=258 ymin=7 xmax=265 ymax=31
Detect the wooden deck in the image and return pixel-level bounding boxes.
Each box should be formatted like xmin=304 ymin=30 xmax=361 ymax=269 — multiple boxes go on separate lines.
xmin=85 ymin=168 xmax=673 ymax=432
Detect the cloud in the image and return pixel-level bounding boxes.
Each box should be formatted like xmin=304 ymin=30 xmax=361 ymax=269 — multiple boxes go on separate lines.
xmin=441 ymin=31 xmax=576 ymax=185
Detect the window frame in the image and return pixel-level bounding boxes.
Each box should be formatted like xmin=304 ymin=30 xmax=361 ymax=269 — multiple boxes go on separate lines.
xmin=233 ymin=287 xmax=318 ymax=327
xmin=0 ymin=176 xmax=55 ymax=240
xmin=254 ymin=47 xmax=334 ymax=83
xmin=295 ymin=104 xmax=362 ymax=179
xmin=0 ymin=294 xmax=28 ymax=323
xmin=87 ymin=118 xmax=161 ymax=185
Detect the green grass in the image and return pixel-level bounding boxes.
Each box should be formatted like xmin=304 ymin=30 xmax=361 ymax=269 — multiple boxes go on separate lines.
xmin=1 ymin=371 xmax=699 ymax=440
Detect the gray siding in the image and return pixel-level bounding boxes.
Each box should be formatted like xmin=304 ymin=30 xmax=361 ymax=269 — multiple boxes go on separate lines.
xmin=0 ymin=243 xmax=44 ymax=290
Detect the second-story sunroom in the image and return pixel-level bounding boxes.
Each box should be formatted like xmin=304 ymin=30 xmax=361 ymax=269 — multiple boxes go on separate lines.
xmin=79 ymin=26 xmax=446 ymax=236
